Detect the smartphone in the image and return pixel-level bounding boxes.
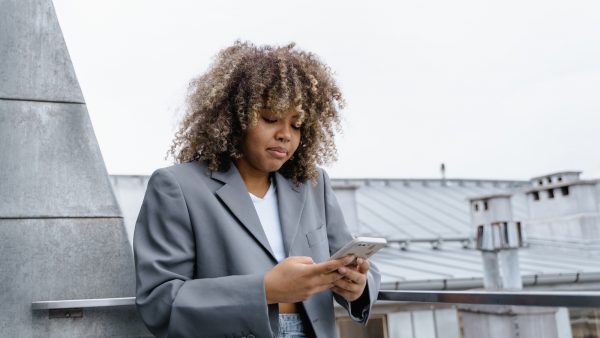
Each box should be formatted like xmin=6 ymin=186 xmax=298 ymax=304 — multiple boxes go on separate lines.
xmin=329 ymin=237 xmax=387 ymax=261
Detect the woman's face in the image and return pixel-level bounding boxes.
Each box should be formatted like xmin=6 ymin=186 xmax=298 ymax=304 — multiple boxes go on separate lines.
xmin=237 ymin=109 xmax=302 ymax=176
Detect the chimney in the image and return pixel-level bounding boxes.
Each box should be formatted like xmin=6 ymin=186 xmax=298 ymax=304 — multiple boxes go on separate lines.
xmin=469 ymin=194 xmax=523 ymax=290
xmin=524 ymin=170 xmax=600 ymax=241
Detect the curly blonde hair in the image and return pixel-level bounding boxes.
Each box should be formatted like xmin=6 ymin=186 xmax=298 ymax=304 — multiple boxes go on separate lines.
xmin=168 ymin=41 xmax=345 ymax=183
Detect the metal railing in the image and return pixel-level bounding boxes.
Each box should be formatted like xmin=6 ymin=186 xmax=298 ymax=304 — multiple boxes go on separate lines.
xmin=31 ymin=297 xmax=135 ymax=310
xmin=378 ymin=290 xmax=600 ymax=308
xmin=31 ymin=290 xmax=600 ymax=311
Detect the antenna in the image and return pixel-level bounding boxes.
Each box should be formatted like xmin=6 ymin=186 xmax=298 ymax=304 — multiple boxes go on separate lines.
xmin=441 ymin=163 xmax=446 ymax=185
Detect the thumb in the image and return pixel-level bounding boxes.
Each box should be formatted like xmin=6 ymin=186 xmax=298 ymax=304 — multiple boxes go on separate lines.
xmin=358 ymin=258 xmax=370 ymax=274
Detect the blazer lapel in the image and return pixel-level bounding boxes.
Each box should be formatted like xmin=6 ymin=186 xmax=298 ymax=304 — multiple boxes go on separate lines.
xmin=212 ymin=165 xmax=276 ymax=262
xmin=274 ymin=172 xmax=307 ymax=256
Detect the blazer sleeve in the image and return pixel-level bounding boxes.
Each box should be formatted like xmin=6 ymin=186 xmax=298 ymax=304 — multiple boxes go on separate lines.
xmin=133 ymin=168 xmax=274 ymax=338
xmin=321 ymin=169 xmax=381 ymax=325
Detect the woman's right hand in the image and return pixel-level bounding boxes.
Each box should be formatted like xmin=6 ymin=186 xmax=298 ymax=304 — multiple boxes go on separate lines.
xmin=264 ymin=255 xmax=355 ymax=304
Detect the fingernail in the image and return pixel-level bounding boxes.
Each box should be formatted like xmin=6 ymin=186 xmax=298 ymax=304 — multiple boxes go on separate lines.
xmin=338 ymin=267 xmax=347 ymax=274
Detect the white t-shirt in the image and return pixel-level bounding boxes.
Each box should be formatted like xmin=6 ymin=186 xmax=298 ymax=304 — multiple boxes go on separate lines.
xmin=249 ymin=180 xmax=286 ymax=262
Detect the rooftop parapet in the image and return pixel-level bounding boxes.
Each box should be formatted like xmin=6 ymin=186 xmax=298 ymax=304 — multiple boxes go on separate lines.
xmin=529 ymin=171 xmax=582 ymax=188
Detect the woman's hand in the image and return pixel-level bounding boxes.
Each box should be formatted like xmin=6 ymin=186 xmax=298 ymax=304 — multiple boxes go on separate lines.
xmin=264 ymin=255 xmax=355 ymax=304
xmin=331 ymin=257 xmax=369 ymax=302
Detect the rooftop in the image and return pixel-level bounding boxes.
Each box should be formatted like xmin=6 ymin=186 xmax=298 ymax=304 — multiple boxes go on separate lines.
xmin=110 ymin=174 xmax=600 ymax=290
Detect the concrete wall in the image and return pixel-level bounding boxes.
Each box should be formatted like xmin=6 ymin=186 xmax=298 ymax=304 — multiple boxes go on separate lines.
xmin=0 ymin=0 xmax=83 ymax=102
xmin=524 ymin=182 xmax=600 ymax=241
xmin=0 ymin=100 xmax=122 ymax=217
xmin=0 ymin=1 xmax=150 ymax=336
xmin=527 ymin=184 xmax=598 ymax=220
xmin=524 ymin=214 xmax=600 ymax=241
xmin=0 ymin=218 xmax=149 ymax=337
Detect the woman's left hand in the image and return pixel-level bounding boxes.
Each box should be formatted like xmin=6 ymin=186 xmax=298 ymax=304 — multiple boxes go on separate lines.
xmin=331 ymin=257 xmax=369 ymax=302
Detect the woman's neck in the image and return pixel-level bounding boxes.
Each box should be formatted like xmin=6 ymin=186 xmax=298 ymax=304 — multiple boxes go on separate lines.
xmin=234 ymin=160 xmax=271 ymax=198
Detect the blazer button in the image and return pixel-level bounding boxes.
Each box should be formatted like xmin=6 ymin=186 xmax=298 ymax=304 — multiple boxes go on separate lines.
xmin=247 ymin=335 xmax=255 ymax=338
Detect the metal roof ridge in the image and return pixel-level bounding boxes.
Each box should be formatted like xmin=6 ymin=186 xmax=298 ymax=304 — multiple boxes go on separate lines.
xmin=529 ymin=171 xmax=583 ymax=181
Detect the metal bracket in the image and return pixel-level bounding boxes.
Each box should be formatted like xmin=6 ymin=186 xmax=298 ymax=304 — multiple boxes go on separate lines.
xmin=49 ymin=308 xmax=83 ymax=319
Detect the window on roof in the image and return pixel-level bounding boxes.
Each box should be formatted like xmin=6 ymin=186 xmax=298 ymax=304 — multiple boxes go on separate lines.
xmin=558 ymin=176 xmax=563 ymax=182
xmin=547 ymin=189 xmax=555 ymax=199
xmin=483 ymin=201 xmax=489 ymax=210
xmin=538 ymin=179 xmax=543 ymax=186
xmin=474 ymin=203 xmax=479 ymax=212
xmin=547 ymin=177 xmax=552 ymax=184
xmin=561 ymin=186 xmax=569 ymax=196
xmin=532 ymin=191 xmax=540 ymax=201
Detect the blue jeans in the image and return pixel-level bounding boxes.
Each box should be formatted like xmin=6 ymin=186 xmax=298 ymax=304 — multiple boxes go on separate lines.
xmin=278 ymin=313 xmax=308 ymax=338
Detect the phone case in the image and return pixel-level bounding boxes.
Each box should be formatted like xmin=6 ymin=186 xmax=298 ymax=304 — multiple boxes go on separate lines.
xmin=330 ymin=237 xmax=387 ymax=260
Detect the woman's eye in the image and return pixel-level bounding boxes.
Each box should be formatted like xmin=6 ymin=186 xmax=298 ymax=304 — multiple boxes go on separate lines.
xmin=291 ymin=123 xmax=302 ymax=130
xmin=262 ymin=116 xmax=277 ymax=124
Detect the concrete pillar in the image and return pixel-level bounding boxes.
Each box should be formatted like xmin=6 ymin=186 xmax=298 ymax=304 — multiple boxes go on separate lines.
xmin=0 ymin=0 xmax=150 ymax=336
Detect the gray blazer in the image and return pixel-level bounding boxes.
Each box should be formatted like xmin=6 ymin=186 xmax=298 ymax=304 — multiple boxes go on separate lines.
xmin=133 ymin=161 xmax=381 ymax=338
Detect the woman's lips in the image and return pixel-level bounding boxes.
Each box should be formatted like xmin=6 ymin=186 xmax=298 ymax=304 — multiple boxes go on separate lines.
xmin=267 ymin=147 xmax=288 ymax=159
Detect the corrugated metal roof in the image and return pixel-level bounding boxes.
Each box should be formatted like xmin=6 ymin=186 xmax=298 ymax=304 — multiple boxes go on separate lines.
xmin=373 ymin=242 xmax=600 ymax=289
xmin=333 ymin=178 xmax=529 ymax=238
xmin=332 ymin=178 xmax=600 ymax=289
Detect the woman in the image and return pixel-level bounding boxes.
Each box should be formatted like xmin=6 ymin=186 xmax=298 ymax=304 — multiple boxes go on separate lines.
xmin=134 ymin=41 xmax=381 ymax=338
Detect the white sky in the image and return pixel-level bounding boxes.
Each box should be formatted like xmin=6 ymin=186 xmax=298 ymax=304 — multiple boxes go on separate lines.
xmin=53 ymin=0 xmax=600 ymax=180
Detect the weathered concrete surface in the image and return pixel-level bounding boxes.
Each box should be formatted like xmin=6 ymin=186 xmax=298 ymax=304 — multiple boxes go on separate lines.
xmin=0 ymin=0 xmax=149 ymax=336
xmin=0 ymin=100 xmax=121 ymax=217
xmin=0 ymin=218 xmax=150 ymax=337
xmin=31 ymin=307 xmax=151 ymax=338
xmin=0 ymin=0 xmax=84 ymax=102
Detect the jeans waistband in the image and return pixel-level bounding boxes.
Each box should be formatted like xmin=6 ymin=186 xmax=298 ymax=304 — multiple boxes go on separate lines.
xmin=278 ymin=313 xmax=307 ymax=337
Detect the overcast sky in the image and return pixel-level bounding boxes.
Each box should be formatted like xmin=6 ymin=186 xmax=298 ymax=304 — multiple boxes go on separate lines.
xmin=52 ymin=0 xmax=600 ymax=180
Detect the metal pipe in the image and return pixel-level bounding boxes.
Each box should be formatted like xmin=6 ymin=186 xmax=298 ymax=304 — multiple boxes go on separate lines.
xmin=481 ymin=251 xmax=502 ymax=289
xmin=500 ymin=249 xmax=523 ymax=289
xmin=378 ymin=290 xmax=600 ymax=308
xmin=31 ymin=297 xmax=135 ymax=310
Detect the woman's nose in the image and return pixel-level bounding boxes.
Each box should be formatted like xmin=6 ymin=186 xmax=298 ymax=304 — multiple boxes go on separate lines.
xmin=275 ymin=124 xmax=291 ymax=142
